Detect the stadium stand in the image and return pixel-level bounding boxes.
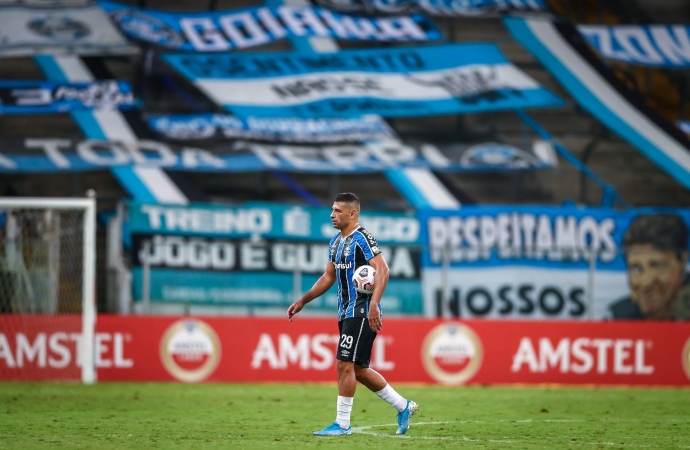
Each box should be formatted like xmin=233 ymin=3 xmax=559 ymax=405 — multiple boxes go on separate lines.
xmin=1 ymin=0 xmax=689 ymax=316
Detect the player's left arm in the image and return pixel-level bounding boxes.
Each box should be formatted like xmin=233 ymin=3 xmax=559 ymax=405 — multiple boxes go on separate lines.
xmin=367 ymin=253 xmax=389 ymax=332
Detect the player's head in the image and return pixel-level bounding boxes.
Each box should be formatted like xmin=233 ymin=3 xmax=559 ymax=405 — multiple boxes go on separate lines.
xmin=623 ymin=214 xmax=689 ymax=318
xmin=331 ymin=192 xmax=360 ymax=231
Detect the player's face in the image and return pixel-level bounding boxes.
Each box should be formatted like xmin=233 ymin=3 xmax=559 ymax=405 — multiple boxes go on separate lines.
xmin=626 ymin=244 xmax=687 ymax=318
xmin=330 ymin=201 xmax=355 ymax=231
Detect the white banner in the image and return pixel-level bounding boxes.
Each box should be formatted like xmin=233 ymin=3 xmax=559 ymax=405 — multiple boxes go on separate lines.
xmin=195 ymin=64 xmax=540 ymax=107
xmin=0 ymin=4 xmax=136 ymax=56
xmin=423 ymin=267 xmax=626 ymax=320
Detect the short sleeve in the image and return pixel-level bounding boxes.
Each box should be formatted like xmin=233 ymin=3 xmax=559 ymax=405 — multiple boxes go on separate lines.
xmin=355 ymin=228 xmax=381 ymax=261
xmin=328 ymin=235 xmax=338 ymax=262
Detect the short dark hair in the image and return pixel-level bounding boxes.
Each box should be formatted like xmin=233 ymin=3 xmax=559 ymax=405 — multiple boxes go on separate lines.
xmin=623 ymin=214 xmax=689 ymax=260
xmin=334 ymin=192 xmax=360 ymax=204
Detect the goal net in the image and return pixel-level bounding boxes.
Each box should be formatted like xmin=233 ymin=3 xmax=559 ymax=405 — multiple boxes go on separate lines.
xmin=0 ymin=198 xmax=96 ymax=383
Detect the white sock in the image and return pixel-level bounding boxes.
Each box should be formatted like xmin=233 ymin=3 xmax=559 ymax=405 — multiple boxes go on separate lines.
xmin=335 ymin=396 xmax=353 ymax=428
xmin=375 ymin=384 xmax=408 ymax=412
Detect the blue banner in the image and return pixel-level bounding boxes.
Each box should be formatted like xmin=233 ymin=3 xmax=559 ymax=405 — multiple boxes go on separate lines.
xmin=147 ymin=114 xmax=397 ymax=143
xmin=505 ymin=17 xmax=690 ymax=191
xmin=0 ymin=80 xmax=137 ymax=113
xmin=97 ymin=0 xmax=441 ymax=52
xmin=162 ymin=43 xmax=563 ymax=118
xmin=0 ymin=138 xmax=556 ymax=173
xmin=420 ymin=206 xmax=690 ymax=270
xmin=314 ymin=0 xmax=546 ymax=16
xmin=419 ymin=206 xmax=690 ymax=320
xmin=578 ymin=25 xmax=690 ymax=68
xmin=128 ymin=201 xmax=420 ymax=245
xmin=128 ymin=201 xmax=422 ymax=313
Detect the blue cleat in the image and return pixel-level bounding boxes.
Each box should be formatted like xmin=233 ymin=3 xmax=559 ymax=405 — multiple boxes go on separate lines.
xmin=313 ymin=422 xmax=352 ymax=436
xmin=396 ymin=400 xmax=419 ymax=435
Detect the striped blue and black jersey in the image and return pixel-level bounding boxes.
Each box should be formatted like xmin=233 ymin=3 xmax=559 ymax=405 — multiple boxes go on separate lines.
xmin=328 ymin=226 xmax=382 ymax=321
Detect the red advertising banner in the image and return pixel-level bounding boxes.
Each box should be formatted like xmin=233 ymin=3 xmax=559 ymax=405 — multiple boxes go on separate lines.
xmin=2 ymin=315 xmax=690 ymax=386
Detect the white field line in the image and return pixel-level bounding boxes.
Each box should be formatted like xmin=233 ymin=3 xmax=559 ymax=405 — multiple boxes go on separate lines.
xmin=351 ymin=421 xmax=513 ymax=442
xmin=350 ymin=419 xmax=690 ymax=447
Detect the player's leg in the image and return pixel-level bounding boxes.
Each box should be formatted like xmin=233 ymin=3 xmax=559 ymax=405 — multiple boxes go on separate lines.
xmin=354 ymin=365 xmax=419 ymax=434
xmin=351 ymin=328 xmax=419 ymax=435
xmin=334 ymin=360 xmax=356 ymax=431
xmin=314 ymin=318 xmax=362 ymax=436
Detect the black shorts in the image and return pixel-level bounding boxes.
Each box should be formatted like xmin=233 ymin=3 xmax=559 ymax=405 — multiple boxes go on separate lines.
xmin=337 ymin=317 xmax=377 ymax=368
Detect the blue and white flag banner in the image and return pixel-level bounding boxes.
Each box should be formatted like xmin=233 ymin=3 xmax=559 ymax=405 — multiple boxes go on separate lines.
xmin=162 ymin=44 xmax=563 ymax=118
xmin=0 ymin=137 xmax=556 ymax=173
xmin=0 ymin=3 xmax=137 ymax=57
xmin=147 ymin=114 xmax=397 ymax=143
xmin=97 ymin=0 xmax=441 ymax=52
xmin=128 ymin=201 xmax=422 ymax=312
xmin=314 ymin=0 xmax=546 ymax=17
xmin=578 ymin=25 xmax=690 ymax=68
xmin=419 ymin=206 xmax=690 ymax=320
xmin=505 ymin=17 xmax=690 ymax=190
xmin=128 ymin=201 xmax=420 ymax=245
xmin=0 ymin=80 xmax=138 ymax=113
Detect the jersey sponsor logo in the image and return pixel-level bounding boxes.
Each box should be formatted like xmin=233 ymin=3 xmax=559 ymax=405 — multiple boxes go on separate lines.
xmin=421 ymin=322 xmax=483 ymax=385
xmin=159 ymin=319 xmax=221 ymax=383
xmin=334 ymin=262 xmax=353 ymax=269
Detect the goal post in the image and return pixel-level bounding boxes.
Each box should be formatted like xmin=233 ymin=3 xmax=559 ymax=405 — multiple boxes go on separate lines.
xmin=0 ymin=197 xmax=96 ymax=383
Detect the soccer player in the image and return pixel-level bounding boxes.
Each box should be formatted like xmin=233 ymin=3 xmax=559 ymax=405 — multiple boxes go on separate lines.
xmin=287 ymin=192 xmax=418 ymax=436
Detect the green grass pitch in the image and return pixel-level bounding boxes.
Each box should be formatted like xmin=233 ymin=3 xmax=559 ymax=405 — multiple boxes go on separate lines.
xmin=1 ymin=382 xmax=689 ymax=449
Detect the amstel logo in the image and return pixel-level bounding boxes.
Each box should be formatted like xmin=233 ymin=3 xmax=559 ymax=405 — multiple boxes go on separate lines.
xmin=421 ymin=322 xmax=483 ymax=385
xmin=160 ymin=319 xmax=221 ymax=383
xmin=683 ymin=337 xmax=690 ymax=381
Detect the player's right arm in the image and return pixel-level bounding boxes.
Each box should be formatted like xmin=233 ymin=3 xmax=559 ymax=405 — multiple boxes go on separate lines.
xmin=287 ymin=261 xmax=337 ymax=321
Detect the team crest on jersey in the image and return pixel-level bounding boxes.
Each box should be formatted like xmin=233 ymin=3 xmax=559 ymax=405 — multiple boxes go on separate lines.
xmin=343 ymin=246 xmax=351 ymax=256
